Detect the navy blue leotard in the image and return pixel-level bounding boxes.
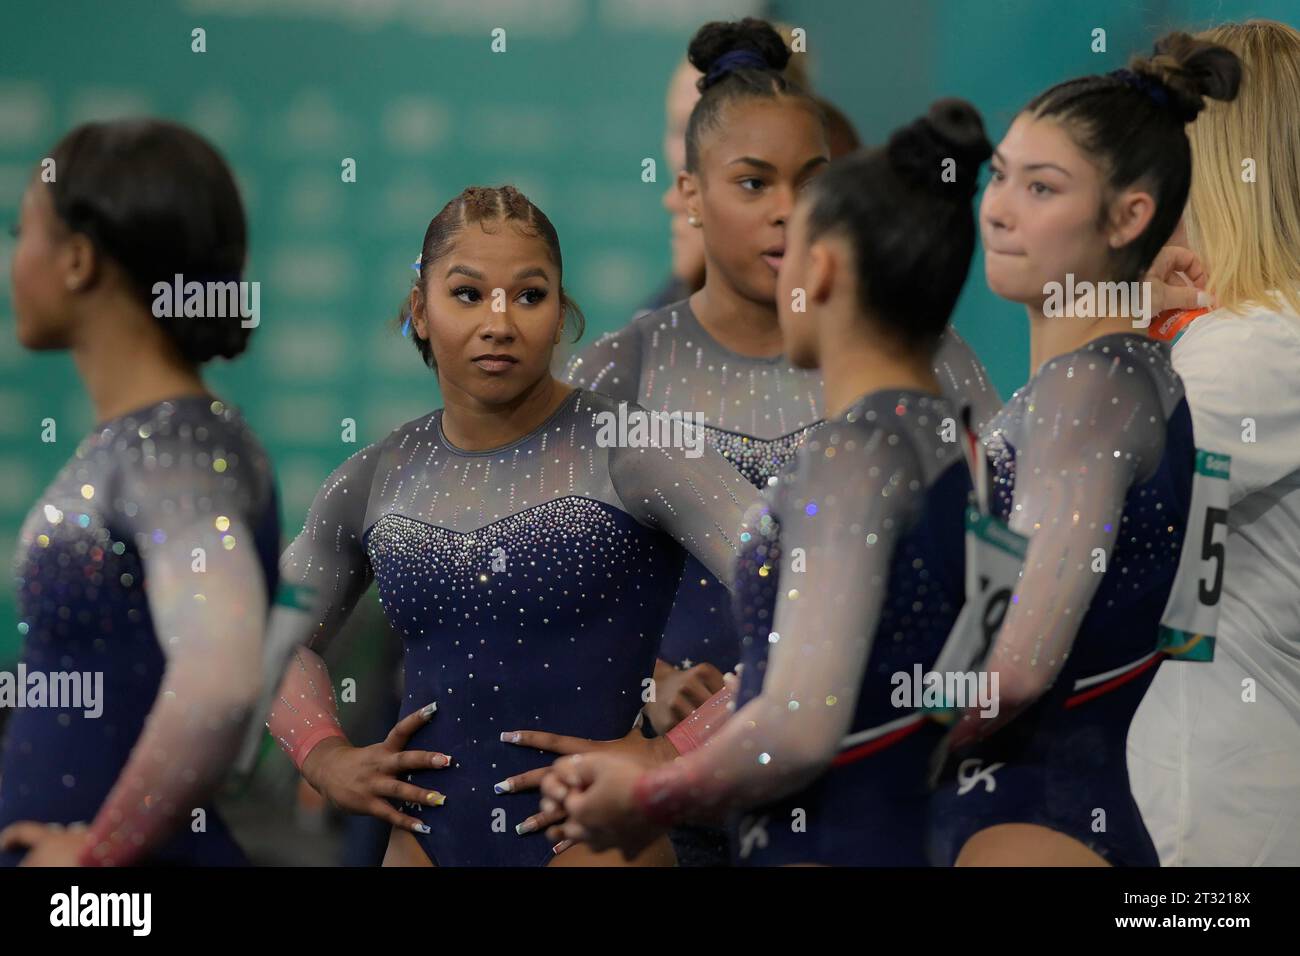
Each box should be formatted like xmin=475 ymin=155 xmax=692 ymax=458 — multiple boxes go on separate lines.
xmin=566 ymin=298 xmax=998 ymax=675
xmin=1 ymin=396 xmax=280 ymax=866
xmin=927 ymin=334 xmax=1194 ymax=866
xmin=725 ymin=389 xmax=969 ymax=865
xmin=267 ymin=388 xmax=757 ymax=865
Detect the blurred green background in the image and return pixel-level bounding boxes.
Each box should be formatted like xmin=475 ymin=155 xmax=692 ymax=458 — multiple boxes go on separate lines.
xmin=1 ymin=0 xmax=1295 ymax=662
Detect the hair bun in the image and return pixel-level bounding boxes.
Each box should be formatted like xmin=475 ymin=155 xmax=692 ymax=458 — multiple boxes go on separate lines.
xmin=1131 ymin=31 xmax=1242 ymax=122
xmin=885 ymin=98 xmax=992 ymax=199
xmin=688 ymin=17 xmax=790 ymax=90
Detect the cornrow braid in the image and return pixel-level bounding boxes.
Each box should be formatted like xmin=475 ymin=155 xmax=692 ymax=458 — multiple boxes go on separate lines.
xmin=395 ymin=185 xmax=585 ymax=370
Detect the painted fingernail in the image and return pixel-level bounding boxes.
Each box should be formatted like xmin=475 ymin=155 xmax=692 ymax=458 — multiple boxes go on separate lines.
xmin=552 ymin=840 xmax=574 ymax=854
xmin=420 ymin=702 xmax=437 ymax=719
xmin=433 ymin=753 xmax=452 ymax=768
xmin=500 ymin=731 xmax=521 ymax=744
xmin=515 ymin=819 xmax=538 ymax=835
xmin=426 ymin=791 xmax=446 ymax=807
xmin=1196 ymin=291 xmax=1212 ymax=307
xmin=493 ymin=779 xmax=513 ymax=794
xmin=412 ymin=823 xmax=431 ymax=834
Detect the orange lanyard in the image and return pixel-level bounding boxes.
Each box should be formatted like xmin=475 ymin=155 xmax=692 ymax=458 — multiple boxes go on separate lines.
xmin=1151 ymin=307 xmax=1209 ymax=342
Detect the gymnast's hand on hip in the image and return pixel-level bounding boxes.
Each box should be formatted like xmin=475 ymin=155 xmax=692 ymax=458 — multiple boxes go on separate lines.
xmin=301 ymin=705 xmax=452 ymax=835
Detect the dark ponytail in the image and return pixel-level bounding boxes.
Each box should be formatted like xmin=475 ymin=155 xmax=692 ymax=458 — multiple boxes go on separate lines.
xmin=1025 ymin=31 xmax=1242 ymax=281
xmin=804 ymin=99 xmax=993 ymax=352
xmin=887 ymin=98 xmax=993 ymax=200
xmin=684 ymin=17 xmax=824 ymax=172
xmin=46 ymin=119 xmax=252 ymax=364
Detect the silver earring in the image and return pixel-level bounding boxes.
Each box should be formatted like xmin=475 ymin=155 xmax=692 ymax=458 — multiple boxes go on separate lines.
xmin=688 ymin=215 xmax=701 ymax=227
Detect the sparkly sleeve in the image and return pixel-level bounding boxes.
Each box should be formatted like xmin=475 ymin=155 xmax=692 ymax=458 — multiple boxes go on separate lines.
xmin=951 ymin=350 xmax=1167 ymax=745
xmin=665 ymin=686 xmax=735 ymax=754
xmin=563 ymin=326 xmax=643 ymax=404
xmin=608 ymin=435 xmax=759 ymax=588
xmin=79 ymin=451 xmax=273 ymax=866
xmin=632 ymin=429 xmax=925 ymax=823
xmin=262 ymin=445 xmax=382 ymax=769
xmin=934 ymin=327 xmax=1002 ymax=435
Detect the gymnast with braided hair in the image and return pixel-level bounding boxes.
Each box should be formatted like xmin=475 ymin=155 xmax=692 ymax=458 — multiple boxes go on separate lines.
xmin=259 ymin=185 xmax=759 ymax=867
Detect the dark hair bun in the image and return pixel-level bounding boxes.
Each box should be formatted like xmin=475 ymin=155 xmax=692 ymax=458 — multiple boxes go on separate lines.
xmin=48 ymin=119 xmax=252 ymax=365
xmin=885 ymin=98 xmax=992 ymax=199
xmin=1131 ymin=31 xmax=1242 ymax=122
xmin=688 ymin=17 xmax=790 ymax=90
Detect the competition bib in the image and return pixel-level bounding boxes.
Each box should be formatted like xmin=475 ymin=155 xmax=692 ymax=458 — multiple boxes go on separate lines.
xmin=925 ymin=412 xmax=1029 ymax=718
xmin=1156 ymin=448 xmax=1231 ymax=662
xmin=926 ymin=506 xmax=1029 ymax=715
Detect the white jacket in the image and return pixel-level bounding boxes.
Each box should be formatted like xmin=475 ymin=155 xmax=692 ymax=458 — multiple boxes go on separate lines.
xmin=1128 ymin=303 xmax=1300 ymax=865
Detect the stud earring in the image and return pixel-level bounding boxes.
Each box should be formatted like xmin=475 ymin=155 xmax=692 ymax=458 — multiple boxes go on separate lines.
xmin=687 ymin=215 xmax=701 ymax=227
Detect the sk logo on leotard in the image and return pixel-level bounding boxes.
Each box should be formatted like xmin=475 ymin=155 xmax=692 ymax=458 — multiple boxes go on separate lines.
xmin=956 ymin=758 xmax=1005 ymax=795
xmin=737 ymin=813 xmax=771 ymax=859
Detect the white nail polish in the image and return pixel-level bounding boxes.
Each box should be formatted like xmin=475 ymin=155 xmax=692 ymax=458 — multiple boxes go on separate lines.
xmin=494 ymin=779 xmax=513 ymax=794
xmin=420 ymin=702 xmax=437 ymax=719
xmin=413 ymin=823 xmax=431 ymax=834
xmin=515 ymin=820 xmax=537 ymax=835
xmin=1196 ymin=291 xmax=1211 ymax=308
xmin=500 ymin=731 xmax=520 ymax=744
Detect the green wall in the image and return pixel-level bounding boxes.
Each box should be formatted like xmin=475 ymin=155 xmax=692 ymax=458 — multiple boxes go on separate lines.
xmin=1 ymin=0 xmax=1294 ymax=661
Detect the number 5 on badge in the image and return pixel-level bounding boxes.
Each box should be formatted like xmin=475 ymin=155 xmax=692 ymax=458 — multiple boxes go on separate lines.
xmin=1157 ymin=449 xmax=1230 ymax=662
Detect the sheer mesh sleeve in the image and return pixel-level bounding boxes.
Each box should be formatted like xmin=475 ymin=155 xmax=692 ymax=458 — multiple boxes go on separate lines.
xmin=952 ymin=349 xmax=1167 ymax=744
xmin=608 ymin=434 xmax=759 ymax=588
xmin=666 ymin=686 xmax=735 ymax=754
xmin=79 ymin=457 xmax=272 ymax=866
xmin=563 ymin=327 xmax=643 ymax=404
xmin=259 ymin=444 xmax=382 ymax=769
xmin=632 ymin=430 xmax=926 ymax=822
xmin=934 ymin=327 xmax=1002 ymax=435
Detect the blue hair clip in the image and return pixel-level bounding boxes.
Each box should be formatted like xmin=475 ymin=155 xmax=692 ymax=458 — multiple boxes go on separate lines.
xmin=1109 ymin=68 xmax=1170 ymax=110
xmin=401 ymin=313 xmax=412 ymax=336
xmin=410 ymin=257 xmax=422 ymax=274
xmin=705 ymin=49 xmax=770 ymax=88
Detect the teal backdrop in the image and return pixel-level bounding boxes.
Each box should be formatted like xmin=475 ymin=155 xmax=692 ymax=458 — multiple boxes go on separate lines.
xmin=1 ymin=0 xmax=1294 ymax=661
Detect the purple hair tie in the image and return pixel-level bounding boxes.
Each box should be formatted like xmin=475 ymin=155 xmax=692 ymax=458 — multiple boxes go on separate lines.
xmin=705 ymin=49 xmax=770 ymax=88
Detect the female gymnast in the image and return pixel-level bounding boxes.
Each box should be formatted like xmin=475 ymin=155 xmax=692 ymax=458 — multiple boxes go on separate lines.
xmin=567 ymin=17 xmax=1000 ymax=725
xmin=262 ymin=185 xmax=759 ymax=867
xmin=534 ymin=100 xmax=994 ymax=865
xmin=927 ymin=33 xmax=1242 ymax=866
xmin=0 ymin=119 xmax=279 ymax=866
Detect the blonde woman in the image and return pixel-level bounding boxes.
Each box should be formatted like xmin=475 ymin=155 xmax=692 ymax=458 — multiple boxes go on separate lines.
xmin=1127 ymin=19 xmax=1300 ymax=866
